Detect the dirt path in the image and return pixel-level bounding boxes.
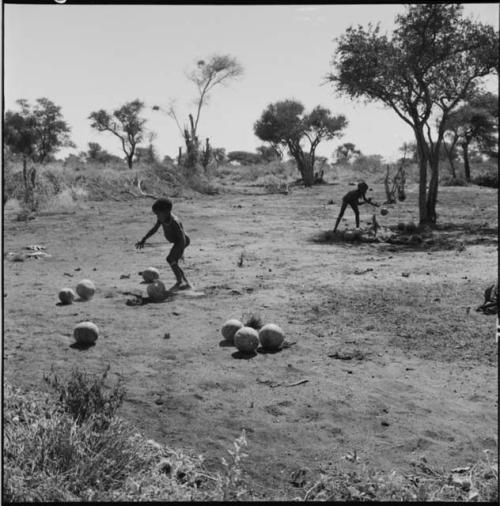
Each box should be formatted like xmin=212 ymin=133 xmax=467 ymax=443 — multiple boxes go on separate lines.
xmin=3 ymin=183 xmax=497 ymax=495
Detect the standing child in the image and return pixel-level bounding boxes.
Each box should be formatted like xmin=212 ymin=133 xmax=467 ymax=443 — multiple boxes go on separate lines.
xmin=333 ymin=181 xmax=379 ymax=232
xmin=135 ymin=198 xmax=191 ymax=291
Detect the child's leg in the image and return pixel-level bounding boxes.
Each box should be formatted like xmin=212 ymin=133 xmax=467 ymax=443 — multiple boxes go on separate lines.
xmin=350 ymin=202 xmax=360 ymax=228
xmin=333 ymin=201 xmax=348 ymax=232
xmin=167 ymin=243 xmax=190 ymax=289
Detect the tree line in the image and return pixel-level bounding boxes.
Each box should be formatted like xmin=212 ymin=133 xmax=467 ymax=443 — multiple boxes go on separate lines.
xmin=4 ymin=4 xmax=498 ymax=226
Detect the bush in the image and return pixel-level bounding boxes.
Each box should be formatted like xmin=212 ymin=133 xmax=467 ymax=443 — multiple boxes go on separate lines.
xmin=472 ymin=172 xmax=498 ymax=188
xmin=43 ymin=364 xmax=125 ymax=431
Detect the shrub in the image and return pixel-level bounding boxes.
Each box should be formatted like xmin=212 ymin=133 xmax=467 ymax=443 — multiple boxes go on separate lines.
xmin=43 ymin=364 xmax=125 ymax=431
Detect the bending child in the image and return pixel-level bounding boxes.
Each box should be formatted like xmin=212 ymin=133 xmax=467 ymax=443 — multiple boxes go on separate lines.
xmin=135 ymin=198 xmax=191 ymax=291
xmin=333 ymin=182 xmax=378 ymax=232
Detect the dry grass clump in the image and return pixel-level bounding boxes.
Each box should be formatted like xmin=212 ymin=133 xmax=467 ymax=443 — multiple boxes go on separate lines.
xmin=294 ymin=455 xmax=498 ymax=502
xmin=3 ymin=368 xmax=253 ymax=502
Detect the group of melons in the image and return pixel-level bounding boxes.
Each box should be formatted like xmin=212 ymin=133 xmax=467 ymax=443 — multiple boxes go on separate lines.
xmin=221 ymin=319 xmax=285 ymax=354
xmin=58 ymin=279 xmax=99 ymax=346
xmin=141 ymin=267 xmax=169 ymax=301
xmin=58 ymin=279 xmax=95 ymax=305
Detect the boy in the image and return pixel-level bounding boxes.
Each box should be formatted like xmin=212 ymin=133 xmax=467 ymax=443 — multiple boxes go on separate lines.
xmin=333 ymin=181 xmax=378 ymax=232
xmin=135 ymin=198 xmax=191 ymax=291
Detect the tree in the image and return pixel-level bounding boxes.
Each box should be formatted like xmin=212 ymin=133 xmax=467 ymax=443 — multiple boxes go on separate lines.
xmin=4 ymin=98 xmax=74 ymax=208
xmin=256 ymin=145 xmax=281 ymax=162
xmin=333 ymin=142 xmax=361 ymax=164
xmin=327 ymin=4 xmax=498 ymax=225
xmin=443 ymin=91 xmax=498 ymax=181
xmin=4 ymin=98 xmax=74 ymax=163
xmin=154 ymin=54 xmax=244 ymax=170
xmin=89 ymin=100 xmax=147 ymax=169
xmin=254 ymin=100 xmax=347 ymax=186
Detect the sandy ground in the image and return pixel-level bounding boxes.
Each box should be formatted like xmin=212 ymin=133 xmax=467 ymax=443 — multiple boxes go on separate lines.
xmin=3 ymin=182 xmax=498 ymax=496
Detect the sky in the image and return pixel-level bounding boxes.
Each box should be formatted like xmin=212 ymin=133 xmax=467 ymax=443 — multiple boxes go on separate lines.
xmin=4 ymin=3 xmax=499 ymax=163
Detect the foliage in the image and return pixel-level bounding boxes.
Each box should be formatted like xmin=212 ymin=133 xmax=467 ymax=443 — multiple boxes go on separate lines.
xmin=328 ymin=3 xmax=499 ymax=225
xmin=333 ymin=142 xmax=361 ymax=164
xmin=89 ymin=99 xmax=147 ymax=169
xmin=155 ymin=54 xmax=244 ymax=169
xmin=254 ymin=99 xmax=347 ymax=186
xmin=256 ymin=144 xmax=282 ymax=162
xmin=4 ymin=98 xmax=74 ymax=163
xmin=43 ymin=364 xmax=125 ymax=431
xmin=443 ymin=91 xmax=499 ymax=180
xmin=85 ymin=142 xmax=122 ymax=164
xmin=227 ymin=150 xmax=262 ymax=165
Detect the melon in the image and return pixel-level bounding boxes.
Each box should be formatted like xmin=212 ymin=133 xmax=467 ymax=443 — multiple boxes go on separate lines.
xmin=380 ymin=208 xmax=388 ymax=216
xmin=258 ymin=323 xmax=285 ymax=351
xmin=76 ymin=279 xmax=95 ymax=300
xmin=58 ymin=288 xmax=75 ymax=305
xmin=147 ymin=279 xmax=167 ymax=301
xmin=343 ymin=230 xmax=355 ymax=241
xmin=397 ymin=222 xmax=406 ymax=231
xmin=233 ymin=327 xmax=259 ymax=354
xmin=142 ymin=267 xmax=160 ymax=283
xmin=73 ymin=321 xmax=99 ymax=345
xmin=221 ymin=319 xmax=244 ymax=344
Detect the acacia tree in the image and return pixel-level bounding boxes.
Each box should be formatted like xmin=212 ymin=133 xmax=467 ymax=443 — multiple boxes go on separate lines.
xmin=443 ymin=91 xmax=498 ymax=181
xmin=254 ymin=100 xmax=347 ymax=186
xmin=154 ymin=54 xmax=244 ymax=169
xmin=4 ymin=98 xmax=74 ymax=207
xmin=334 ymin=142 xmax=361 ymax=164
xmin=89 ymin=100 xmax=147 ymax=169
xmin=327 ymin=3 xmax=498 ymax=225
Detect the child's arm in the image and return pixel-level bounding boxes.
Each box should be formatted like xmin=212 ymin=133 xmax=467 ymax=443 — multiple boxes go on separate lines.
xmin=135 ymin=220 xmax=160 ymax=249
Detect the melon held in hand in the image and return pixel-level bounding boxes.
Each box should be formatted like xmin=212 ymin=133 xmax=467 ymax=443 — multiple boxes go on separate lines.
xmin=73 ymin=321 xmax=99 ymax=345
xmin=258 ymin=323 xmax=285 ymax=351
xmin=221 ymin=319 xmax=243 ymax=344
xmin=234 ymin=326 xmax=259 ymax=354
xmin=76 ymin=279 xmax=95 ymax=300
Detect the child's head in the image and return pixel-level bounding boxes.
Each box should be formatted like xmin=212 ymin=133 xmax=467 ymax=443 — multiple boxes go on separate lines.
xmin=357 ymin=181 xmax=369 ymax=194
xmin=152 ymin=198 xmax=172 ymax=221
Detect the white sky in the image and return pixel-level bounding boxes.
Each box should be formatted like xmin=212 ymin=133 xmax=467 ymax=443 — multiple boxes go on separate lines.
xmin=4 ymin=3 xmax=499 ymax=162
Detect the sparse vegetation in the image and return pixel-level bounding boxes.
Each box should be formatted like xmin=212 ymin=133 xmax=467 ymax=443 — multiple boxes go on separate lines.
xmin=4 ymin=375 xmax=497 ymax=502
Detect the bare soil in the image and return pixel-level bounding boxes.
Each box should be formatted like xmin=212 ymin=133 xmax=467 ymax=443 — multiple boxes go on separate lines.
xmin=3 ymin=182 xmax=497 ymax=497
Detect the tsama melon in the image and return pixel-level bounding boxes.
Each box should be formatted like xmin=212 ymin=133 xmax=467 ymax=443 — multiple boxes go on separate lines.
xmin=258 ymin=323 xmax=285 ymax=351
xmin=221 ymin=319 xmax=244 ymax=344
xmin=405 ymin=221 xmax=418 ymax=233
xmin=352 ymin=228 xmax=362 ymax=240
xmin=234 ymin=327 xmax=259 ymax=354
xmin=73 ymin=321 xmax=99 ymax=345
xmin=76 ymin=279 xmax=95 ymax=300
xmin=380 ymin=208 xmax=389 ymax=216
xmin=59 ymin=288 xmax=75 ymax=305
xmin=142 ymin=267 xmax=160 ymax=283
xmin=147 ymin=279 xmax=167 ymax=301
xmin=343 ymin=230 xmax=355 ymax=241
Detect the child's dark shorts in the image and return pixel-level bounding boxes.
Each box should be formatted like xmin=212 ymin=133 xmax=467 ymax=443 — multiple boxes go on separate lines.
xmin=167 ymin=235 xmax=190 ymax=265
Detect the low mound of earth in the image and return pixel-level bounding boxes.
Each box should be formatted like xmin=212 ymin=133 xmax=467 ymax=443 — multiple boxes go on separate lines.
xmin=3 ymin=183 xmax=497 ymax=496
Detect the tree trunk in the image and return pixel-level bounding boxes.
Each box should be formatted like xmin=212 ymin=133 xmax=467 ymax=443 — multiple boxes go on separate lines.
xmin=414 ymin=128 xmax=430 ymax=225
xmin=462 ymin=142 xmax=471 ymax=182
xmin=178 ymin=147 xmax=182 ymax=166
xmin=127 ymin=155 xmax=134 ymax=169
xmin=426 ymin=153 xmax=440 ymax=225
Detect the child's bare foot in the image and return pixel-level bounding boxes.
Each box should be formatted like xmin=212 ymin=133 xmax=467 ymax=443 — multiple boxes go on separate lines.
xmin=169 ymin=282 xmax=183 ymax=292
xmin=178 ymin=282 xmax=192 ymax=291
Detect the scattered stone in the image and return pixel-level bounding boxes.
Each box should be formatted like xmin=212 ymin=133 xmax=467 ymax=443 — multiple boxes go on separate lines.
xmin=402 ymin=272 xmax=410 ymax=277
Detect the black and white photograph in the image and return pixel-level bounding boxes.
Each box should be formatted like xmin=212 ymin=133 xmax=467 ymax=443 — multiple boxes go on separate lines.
xmin=2 ymin=1 xmax=498 ymax=501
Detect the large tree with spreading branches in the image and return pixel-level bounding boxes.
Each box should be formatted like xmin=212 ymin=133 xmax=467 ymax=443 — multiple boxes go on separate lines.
xmin=254 ymin=100 xmax=347 ymax=186
xmin=327 ymin=3 xmax=498 ymax=225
